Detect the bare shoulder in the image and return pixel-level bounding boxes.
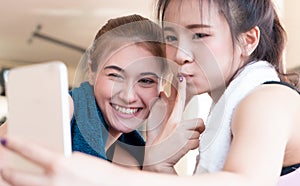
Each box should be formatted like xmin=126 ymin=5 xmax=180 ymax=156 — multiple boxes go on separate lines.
xmin=226 ymin=84 xmax=300 ymax=180
xmin=238 ymin=83 xmax=300 ymax=112
xmin=232 ymin=83 xmax=300 ymax=134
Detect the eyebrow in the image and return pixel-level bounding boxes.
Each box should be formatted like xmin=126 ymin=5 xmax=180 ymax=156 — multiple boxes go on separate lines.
xmin=163 ymin=26 xmax=175 ymax=32
xmin=163 ymin=24 xmax=211 ymax=31
xmin=140 ymin=72 xmax=160 ymax=79
xmin=104 ymin=65 xmax=124 ymax=72
xmin=186 ymin=24 xmax=211 ymax=29
xmin=104 ymin=65 xmax=160 ymax=78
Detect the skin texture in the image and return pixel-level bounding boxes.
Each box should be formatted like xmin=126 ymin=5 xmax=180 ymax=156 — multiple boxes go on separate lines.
xmin=90 ymin=44 xmax=165 ymax=167
xmin=91 ymin=44 xmax=162 ymax=136
xmin=163 ymin=0 xmax=245 ymax=102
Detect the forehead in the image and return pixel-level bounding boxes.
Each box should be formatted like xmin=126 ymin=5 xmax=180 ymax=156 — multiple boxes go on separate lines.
xmin=164 ymin=0 xmax=220 ymax=27
xmin=102 ymin=44 xmax=163 ymax=73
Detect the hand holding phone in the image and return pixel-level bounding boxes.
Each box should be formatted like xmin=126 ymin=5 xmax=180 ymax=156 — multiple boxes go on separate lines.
xmin=5 ymin=61 xmax=72 ymax=173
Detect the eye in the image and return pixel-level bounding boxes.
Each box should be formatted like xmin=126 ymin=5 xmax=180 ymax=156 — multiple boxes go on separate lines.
xmin=108 ymin=73 xmax=123 ymax=80
xmin=138 ymin=78 xmax=157 ymax=87
xmin=165 ymin=35 xmax=178 ymax=43
xmin=139 ymin=78 xmax=154 ymax=84
xmin=193 ymin=33 xmax=209 ymax=40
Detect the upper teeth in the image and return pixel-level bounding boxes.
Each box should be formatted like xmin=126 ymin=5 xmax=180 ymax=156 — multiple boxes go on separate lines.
xmin=114 ymin=105 xmax=139 ymax=114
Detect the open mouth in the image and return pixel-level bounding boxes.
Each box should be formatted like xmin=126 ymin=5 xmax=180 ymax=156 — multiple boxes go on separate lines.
xmin=111 ymin=103 xmax=141 ymax=115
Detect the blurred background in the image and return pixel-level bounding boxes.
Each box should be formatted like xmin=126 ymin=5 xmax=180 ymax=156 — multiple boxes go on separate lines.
xmin=0 ymin=0 xmax=299 ymax=92
xmin=0 ymin=0 xmax=156 ymax=92
xmin=0 ymin=0 xmax=298 ymax=175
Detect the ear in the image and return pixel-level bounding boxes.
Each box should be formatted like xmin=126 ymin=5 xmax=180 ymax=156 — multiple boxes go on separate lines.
xmin=240 ymin=26 xmax=260 ymax=57
xmin=88 ymin=60 xmax=96 ymax=85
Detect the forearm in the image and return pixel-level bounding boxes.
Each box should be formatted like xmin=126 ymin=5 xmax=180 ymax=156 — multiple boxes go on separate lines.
xmin=109 ymin=165 xmax=255 ymax=186
xmin=143 ymin=162 xmax=177 ymax=174
xmin=143 ymin=144 xmax=178 ymax=174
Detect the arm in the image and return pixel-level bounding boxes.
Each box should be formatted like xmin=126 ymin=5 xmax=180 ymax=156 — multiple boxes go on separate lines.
xmin=106 ymin=84 xmax=298 ymax=185
xmin=1 ymin=84 xmax=299 ymax=186
xmin=0 ymin=136 xmax=245 ymax=186
xmin=222 ymin=84 xmax=300 ymax=185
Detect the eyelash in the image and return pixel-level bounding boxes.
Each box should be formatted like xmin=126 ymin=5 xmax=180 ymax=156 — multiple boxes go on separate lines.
xmin=165 ymin=35 xmax=177 ymax=43
xmin=138 ymin=78 xmax=155 ymax=85
xmin=108 ymin=73 xmax=156 ymax=86
xmin=193 ymin=33 xmax=209 ymax=39
xmin=108 ymin=73 xmax=123 ymax=79
xmin=164 ymin=32 xmax=209 ymax=43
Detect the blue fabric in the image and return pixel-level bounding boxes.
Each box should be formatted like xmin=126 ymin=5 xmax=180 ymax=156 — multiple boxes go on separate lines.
xmin=70 ymin=82 xmax=145 ymax=166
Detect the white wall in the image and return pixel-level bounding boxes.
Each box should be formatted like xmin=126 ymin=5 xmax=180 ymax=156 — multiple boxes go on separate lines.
xmin=282 ymin=1 xmax=300 ymax=70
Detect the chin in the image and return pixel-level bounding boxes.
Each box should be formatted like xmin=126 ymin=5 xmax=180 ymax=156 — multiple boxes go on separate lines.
xmin=115 ymin=118 xmax=145 ymax=133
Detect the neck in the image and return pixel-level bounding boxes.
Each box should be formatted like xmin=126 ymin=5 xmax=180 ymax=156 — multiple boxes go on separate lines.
xmin=209 ymin=86 xmax=226 ymax=104
xmin=105 ymin=128 xmax=122 ymax=151
xmin=185 ymin=94 xmax=194 ymax=106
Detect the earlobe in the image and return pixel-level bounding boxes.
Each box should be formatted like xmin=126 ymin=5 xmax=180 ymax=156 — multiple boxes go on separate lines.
xmin=241 ymin=26 xmax=260 ymax=56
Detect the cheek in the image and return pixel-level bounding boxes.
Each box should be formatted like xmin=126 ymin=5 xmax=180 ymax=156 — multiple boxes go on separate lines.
xmin=213 ymin=48 xmax=236 ymax=83
xmin=93 ymin=79 xmax=113 ymax=104
xmin=166 ymin=45 xmax=177 ymax=62
xmin=138 ymin=87 xmax=159 ymax=108
xmin=192 ymin=46 xmax=226 ymax=91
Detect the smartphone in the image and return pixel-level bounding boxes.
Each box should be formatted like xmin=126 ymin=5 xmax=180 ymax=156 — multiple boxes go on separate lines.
xmin=6 ymin=61 xmax=72 ymax=172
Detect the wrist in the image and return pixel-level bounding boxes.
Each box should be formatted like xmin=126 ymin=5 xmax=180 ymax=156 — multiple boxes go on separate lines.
xmin=143 ymin=163 xmax=177 ymax=174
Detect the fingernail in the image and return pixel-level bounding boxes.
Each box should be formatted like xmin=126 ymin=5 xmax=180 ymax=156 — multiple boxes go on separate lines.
xmin=0 ymin=138 xmax=7 ymax=146
xmin=178 ymin=75 xmax=183 ymax=82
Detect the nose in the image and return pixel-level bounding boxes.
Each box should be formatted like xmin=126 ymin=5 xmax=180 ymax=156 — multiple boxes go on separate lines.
xmin=118 ymin=83 xmax=138 ymax=104
xmin=175 ymin=42 xmax=194 ymax=65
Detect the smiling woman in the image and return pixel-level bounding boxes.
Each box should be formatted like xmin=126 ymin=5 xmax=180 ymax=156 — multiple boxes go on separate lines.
xmin=69 ymin=14 xmax=167 ymax=168
xmin=93 ymin=45 xmax=163 ymax=133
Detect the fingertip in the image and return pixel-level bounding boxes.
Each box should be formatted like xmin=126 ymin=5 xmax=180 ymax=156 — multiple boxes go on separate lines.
xmin=177 ymin=74 xmax=186 ymax=84
xmin=177 ymin=75 xmax=186 ymax=91
xmin=178 ymin=75 xmax=184 ymax=83
xmin=196 ymin=120 xmax=205 ymax=129
xmin=159 ymin=91 xmax=168 ymax=100
xmin=0 ymin=137 xmax=7 ymax=147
